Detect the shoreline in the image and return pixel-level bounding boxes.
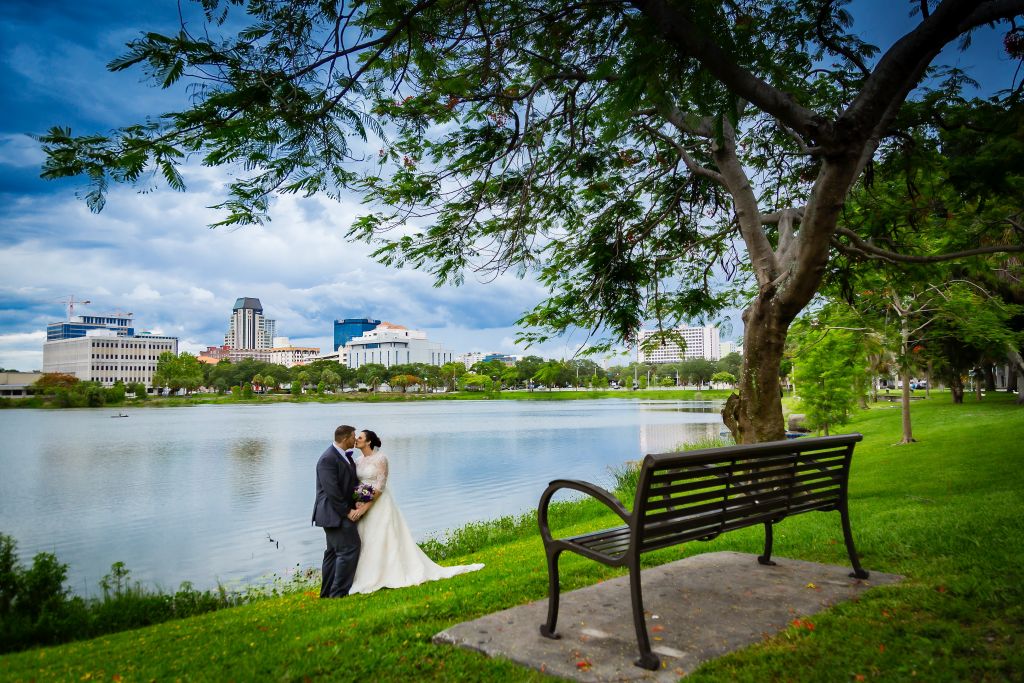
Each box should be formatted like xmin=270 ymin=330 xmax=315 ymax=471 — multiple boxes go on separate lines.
xmin=1 ymin=387 xmax=735 ymax=409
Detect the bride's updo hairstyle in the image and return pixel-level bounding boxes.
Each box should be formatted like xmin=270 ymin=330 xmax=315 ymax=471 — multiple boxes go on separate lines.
xmin=362 ymin=429 xmax=382 ymax=450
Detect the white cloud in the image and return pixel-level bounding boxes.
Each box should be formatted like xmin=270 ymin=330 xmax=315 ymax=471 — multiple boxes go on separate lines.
xmin=0 ymin=165 xmax=575 ymax=369
xmin=0 ymin=331 xmax=46 ymax=371
xmin=0 ymin=134 xmax=45 ymax=167
xmin=126 ymin=283 xmax=161 ymax=301
xmin=0 ymin=330 xmax=45 ymax=345
xmin=188 ymin=287 xmax=215 ymax=302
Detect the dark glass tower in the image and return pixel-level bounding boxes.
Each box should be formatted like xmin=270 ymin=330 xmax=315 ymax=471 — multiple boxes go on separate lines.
xmin=333 ymin=318 xmax=381 ymax=352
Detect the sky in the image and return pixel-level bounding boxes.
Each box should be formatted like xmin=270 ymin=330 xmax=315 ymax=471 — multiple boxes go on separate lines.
xmin=0 ymin=1 xmax=1016 ymax=371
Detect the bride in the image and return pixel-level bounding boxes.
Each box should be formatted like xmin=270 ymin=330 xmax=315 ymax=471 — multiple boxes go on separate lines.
xmin=348 ymin=429 xmax=483 ymax=594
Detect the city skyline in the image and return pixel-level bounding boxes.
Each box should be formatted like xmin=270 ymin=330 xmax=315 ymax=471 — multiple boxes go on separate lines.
xmin=1 ymin=2 xmax=1009 ymax=371
xmin=0 ymin=2 xmax=607 ymax=371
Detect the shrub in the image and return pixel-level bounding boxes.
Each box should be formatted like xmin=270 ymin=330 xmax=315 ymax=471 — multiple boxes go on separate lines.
xmin=129 ymin=382 xmax=149 ymax=400
xmin=0 ymin=533 xmax=243 ymax=654
xmin=106 ymin=381 xmax=126 ymax=404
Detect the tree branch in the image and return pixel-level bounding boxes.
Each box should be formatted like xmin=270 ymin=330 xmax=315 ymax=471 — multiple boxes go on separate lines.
xmin=629 ymin=0 xmax=827 ymax=142
xmin=834 ymin=226 xmax=1024 ymax=263
xmin=640 ymin=123 xmax=725 ymax=184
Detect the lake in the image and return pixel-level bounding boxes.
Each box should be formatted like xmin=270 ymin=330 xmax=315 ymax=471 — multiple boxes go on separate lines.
xmin=0 ymin=399 xmax=724 ymax=594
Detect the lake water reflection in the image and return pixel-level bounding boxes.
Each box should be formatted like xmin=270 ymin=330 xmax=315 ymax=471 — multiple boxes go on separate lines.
xmin=0 ymin=399 xmax=723 ymax=593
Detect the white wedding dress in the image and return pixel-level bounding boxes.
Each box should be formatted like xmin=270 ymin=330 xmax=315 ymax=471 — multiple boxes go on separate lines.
xmin=349 ymin=451 xmax=484 ymax=594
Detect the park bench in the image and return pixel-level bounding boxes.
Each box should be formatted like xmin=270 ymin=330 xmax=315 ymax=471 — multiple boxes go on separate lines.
xmin=537 ymin=433 xmax=869 ymax=670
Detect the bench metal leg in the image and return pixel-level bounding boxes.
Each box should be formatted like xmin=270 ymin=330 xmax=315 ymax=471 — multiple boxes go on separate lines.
xmin=539 ymin=547 xmax=563 ymax=639
xmin=629 ymin=561 xmax=660 ymax=670
xmin=758 ymin=521 xmax=777 ymax=566
xmin=841 ymin=507 xmax=870 ymax=579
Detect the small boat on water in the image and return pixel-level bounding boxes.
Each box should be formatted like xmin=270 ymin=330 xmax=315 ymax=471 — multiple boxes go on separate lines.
xmin=111 ymin=412 xmax=129 ymax=418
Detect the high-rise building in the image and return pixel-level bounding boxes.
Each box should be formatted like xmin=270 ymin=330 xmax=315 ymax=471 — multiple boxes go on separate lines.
xmin=638 ymin=325 xmax=721 ymax=363
xmin=334 ymin=318 xmax=381 ymax=352
xmin=224 ymin=297 xmax=275 ymax=350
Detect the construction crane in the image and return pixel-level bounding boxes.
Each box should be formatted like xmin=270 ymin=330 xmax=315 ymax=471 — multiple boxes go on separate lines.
xmin=58 ymin=295 xmax=90 ymax=320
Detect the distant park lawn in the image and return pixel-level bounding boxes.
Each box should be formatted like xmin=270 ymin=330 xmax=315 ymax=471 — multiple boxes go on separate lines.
xmin=1 ymin=392 xmax=1021 ymax=681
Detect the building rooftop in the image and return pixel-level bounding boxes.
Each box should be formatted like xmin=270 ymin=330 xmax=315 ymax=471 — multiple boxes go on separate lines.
xmin=232 ymin=297 xmax=263 ymax=311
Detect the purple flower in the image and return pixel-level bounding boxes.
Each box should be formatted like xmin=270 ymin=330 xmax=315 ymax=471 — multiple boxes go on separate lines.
xmin=353 ymin=483 xmax=376 ymax=503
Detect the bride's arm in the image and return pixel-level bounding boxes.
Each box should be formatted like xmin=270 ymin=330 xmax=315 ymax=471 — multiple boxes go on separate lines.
xmin=355 ymin=457 xmax=388 ymax=519
xmin=372 ymin=457 xmax=388 ymax=500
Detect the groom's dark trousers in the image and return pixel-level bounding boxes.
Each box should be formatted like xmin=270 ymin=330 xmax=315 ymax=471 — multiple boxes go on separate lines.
xmin=312 ymin=444 xmax=361 ymax=597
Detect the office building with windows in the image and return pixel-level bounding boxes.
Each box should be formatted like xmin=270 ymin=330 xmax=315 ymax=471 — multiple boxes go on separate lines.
xmin=344 ymin=322 xmax=453 ymax=369
xmin=333 ymin=318 xmax=381 ymax=352
xmin=43 ymin=333 xmax=178 ymax=387
xmin=224 ymin=297 xmax=275 ymax=350
xmin=720 ymin=341 xmax=739 ymax=357
xmin=47 ymin=314 xmax=135 ymax=341
xmin=269 ymin=338 xmax=321 ymax=368
xmin=638 ymin=325 xmax=721 ymax=363
xmin=455 ymin=351 xmax=486 ymax=369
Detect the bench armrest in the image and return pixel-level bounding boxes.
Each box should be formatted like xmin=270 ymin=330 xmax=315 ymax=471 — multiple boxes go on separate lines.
xmin=538 ymin=479 xmax=632 ymax=543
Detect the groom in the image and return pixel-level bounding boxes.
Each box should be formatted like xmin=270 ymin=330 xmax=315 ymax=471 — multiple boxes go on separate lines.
xmin=312 ymin=424 xmax=360 ymax=598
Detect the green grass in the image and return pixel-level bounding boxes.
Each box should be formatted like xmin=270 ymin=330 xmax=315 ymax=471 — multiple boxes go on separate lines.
xmin=2 ymin=393 xmax=1021 ymax=681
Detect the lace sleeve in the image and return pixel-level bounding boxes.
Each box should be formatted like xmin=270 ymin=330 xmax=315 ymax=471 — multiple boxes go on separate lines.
xmin=369 ymin=455 xmax=389 ymax=493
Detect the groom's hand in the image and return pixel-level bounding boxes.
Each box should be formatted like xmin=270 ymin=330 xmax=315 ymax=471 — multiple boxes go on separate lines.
xmin=347 ymin=509 xmax=360 ymax=522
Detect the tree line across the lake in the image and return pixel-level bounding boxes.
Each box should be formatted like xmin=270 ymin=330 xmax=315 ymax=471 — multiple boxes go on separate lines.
xmin=6 ymin=352 xmax=745 ymax=408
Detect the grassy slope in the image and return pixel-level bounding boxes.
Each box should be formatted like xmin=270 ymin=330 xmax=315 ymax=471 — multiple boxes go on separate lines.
xmin=2 ymin=394 xmax=1021 ymax=681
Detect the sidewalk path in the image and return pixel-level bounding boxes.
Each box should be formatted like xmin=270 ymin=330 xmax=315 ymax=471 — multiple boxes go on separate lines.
xmin=434 ymin=551 xmax=902 ymax=681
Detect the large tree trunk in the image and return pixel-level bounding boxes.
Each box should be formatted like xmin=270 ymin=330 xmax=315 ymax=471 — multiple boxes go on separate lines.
xmin=722 ymin=296 xmax=788 ymax=444
xmin=984 ymin=363 xmax=996 ymax=392
xmin=897 ymin=305 xmax=915 ymax=444
xmin=925 ymin=360 xmax=933 ymax=399
xmin=950 ymin=374 xmax=965 ymax=404
xmin=900 ymin=368 xmax=915 ymax=444
xmin=1008 ymin=351 xmax=1024 ymax=404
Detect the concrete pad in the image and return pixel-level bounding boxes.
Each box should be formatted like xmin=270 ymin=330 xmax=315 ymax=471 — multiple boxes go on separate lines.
xmin=434 ymin=551 xmax=902 ymax=681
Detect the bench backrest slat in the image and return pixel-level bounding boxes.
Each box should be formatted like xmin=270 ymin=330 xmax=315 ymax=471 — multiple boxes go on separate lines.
xmin=632 ymin=434 xmax=861 ymax=553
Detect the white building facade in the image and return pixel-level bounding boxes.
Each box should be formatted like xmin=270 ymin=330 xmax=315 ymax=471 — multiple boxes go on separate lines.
xmin=455 ymin=351 xmax=486 ymax=369
xmin=43 ymin=333 xmax=179 ymax=387
xmin=344 ymin=323 xmax=454 ymax=368
xmin=638 ymin=325 xmax=721 ymax=363
xmin=271 ymin=346 xmax=321 ymax=368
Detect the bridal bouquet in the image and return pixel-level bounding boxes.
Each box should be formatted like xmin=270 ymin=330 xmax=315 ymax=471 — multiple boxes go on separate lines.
xmin=353 ymin=483 xmax=376 ymax=503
